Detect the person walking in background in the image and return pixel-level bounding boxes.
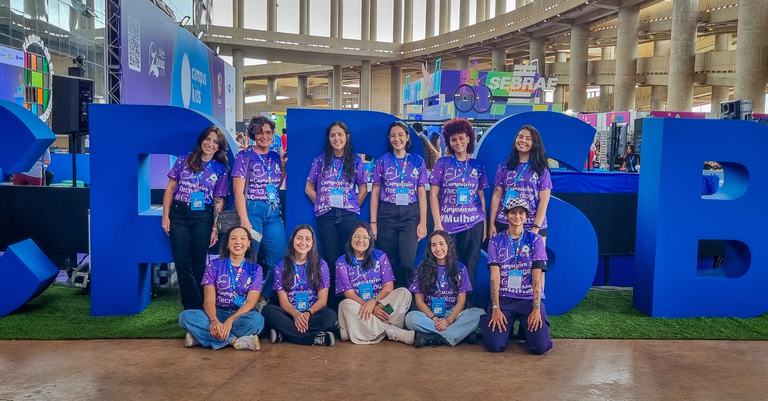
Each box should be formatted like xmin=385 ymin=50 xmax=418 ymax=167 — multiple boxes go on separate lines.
xmin=13 ymin=148 xmax=50 ymax=186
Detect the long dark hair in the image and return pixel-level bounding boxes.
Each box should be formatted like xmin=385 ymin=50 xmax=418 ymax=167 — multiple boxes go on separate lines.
xmin=344 ymin=221 xmax=376 ymax=270
xmin=281 ymin=224 xmax=323 ymax=291
xmin=417 ymin=133 xmax=440 ymax=170
xmin=186 ymin=125 xmax=229 ymax=172
xmin=323 ymin=121 xmax=357 ymax=183
xmin=442 ymin=118 xmax=477 ymax=156
xmin=506 ymin=125 xmax=549 ymax=176
xmin=417 ymin=231 xmax=461 ymax=295
xmin=429 ymin=133 xmax=441 ymax=152
xmin=386 ymin=121 xmax=413 ymax=152
xmin=218 ymin=226 xmax=257 ymax=264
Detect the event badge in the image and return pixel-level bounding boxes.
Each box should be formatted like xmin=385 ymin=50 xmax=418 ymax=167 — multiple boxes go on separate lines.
xmin=330 ymin=189 xmax=344 ymax=208
xmin=507 ymin=270 xmax=523 ymax=291
xmin=190 ymin=192 xmax=205 ymax=211
xmin=266 ymin=184 xmax=278 ymax=202
xmin=359 ymin=282 xmax=374 ymax=301
xmin=503 ymin=189 xmax=519 ymax=205
xmin=295 ymin=293 xmax=309 ymax=312
xmin=395 ymin=188 xmax=409 ymax=205
xmin=233 ymin=294 xmax=246 ymax=307
xmin=432 ymin=298 xmax=446 ymax=317
xmin=457 ymin=187 xmax=470 ymax=204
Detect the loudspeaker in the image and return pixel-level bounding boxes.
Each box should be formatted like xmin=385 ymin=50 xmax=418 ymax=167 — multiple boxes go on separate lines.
xmin=720 ymin=99 xmax=752 ymax=120
xmin=52 ymin=75 xmax=94 ymax=135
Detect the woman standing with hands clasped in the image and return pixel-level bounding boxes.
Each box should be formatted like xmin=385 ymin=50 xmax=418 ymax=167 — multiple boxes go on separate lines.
xmin=306 ymin=121 xmax=368 ymax=299
xmin=405 ymin=231 xmax=483 ymax=348
xmin=262 ymin=224 xmax=337 ymax=346
xmin=370 ymin=121 xmax=429 ymax=288
xmin=163 ymin=126 xmax=229 ymax=311
xmin=481 ymin=198 xmax=552 ymax=355
xmin=335 ymin=222 xmax=414 ymax=345
xmin=233 ymin=116 xmax=288 ymax=309
xmin=429 ymin=118 xmax=488 ymax=308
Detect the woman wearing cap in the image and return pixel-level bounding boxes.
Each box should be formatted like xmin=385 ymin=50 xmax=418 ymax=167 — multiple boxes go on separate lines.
xmin=429 ymin=118 xmax=488 ymax=308
xmin=370 ymin=121 xmax=429 ymax=288
xmin=481 ymin=197 xmax=552 ymax=355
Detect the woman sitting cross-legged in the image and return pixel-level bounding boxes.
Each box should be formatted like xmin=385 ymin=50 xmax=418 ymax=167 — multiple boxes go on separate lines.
xmin=336 ymin=222 xmax=415 ymax=345
xmin=262 ymin=224 xmax=337 ymax=346
xmin=179 ymin=226 xmax=265 ymax=351
xmin=405 ymin=231 xmax=484 ymax=348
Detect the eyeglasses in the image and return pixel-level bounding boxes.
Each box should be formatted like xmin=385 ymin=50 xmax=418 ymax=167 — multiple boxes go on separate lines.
xmin=254 ymin=130 xmax=274 ymax=137
xmin=353 ymin=234 xmax=371 ymax=241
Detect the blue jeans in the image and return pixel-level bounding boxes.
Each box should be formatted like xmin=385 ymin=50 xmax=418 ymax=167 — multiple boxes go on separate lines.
xmin=246 ymin=199 xmax=287 ymax=299
xmin=405 ymin=307 xmax=484 ymax=346
xmin=179 ymin=308 xmax=264 ymax=350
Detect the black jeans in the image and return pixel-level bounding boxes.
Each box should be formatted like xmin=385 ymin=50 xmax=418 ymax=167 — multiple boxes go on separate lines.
xmin=262 ymin=305 xmax=337 ymax=345
xmin=450 ymin=221 xmax=484 ymax=308
xmin=376 ymin=201 xmax=420 ymax=288
xmin=317 ymin=208 xmax=359 ymax=302
xmin=169 ymin=200 xmax=213 ymax=310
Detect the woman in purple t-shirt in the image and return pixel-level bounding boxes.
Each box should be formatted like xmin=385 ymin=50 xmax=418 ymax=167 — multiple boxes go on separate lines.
xmin=232 ymin=116 xmax=288 ymax=308
xmin=405 ymin=231 xmax=484 ymax=348
xmin=481 ymin=198 xmax=553 ymax=355
xmin=488 ymin=125 xmax=552 ymax=245
xmin=179 ymin=226 xmax=265 ymax=351
xmin=335 ymin=222 xmax=414 ymax=345
xmin=429 ymin=118 xmax=488 ymax=308
xmin=162 ymin=126 xmax=229 ymax=311
xmin=262 ymin=224 xmax=337 ymax=346
xmin=370 ymin=121 xmax=429 ymax=289
xmin=305 ymin=121 xmax=368 ymax=300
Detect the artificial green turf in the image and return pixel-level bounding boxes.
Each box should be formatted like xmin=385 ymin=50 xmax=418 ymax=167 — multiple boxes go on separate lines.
xmin=2 ymin=285 xmax=768 ymax=340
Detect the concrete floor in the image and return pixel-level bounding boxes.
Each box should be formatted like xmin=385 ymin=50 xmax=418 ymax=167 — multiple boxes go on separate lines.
xmin=0 ymin=339 xmax=766 ymax=400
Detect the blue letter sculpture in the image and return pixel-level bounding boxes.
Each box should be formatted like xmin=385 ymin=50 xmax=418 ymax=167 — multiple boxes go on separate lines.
xmin=475 ymin=111 xmax=598 ymax=314
xmin=0 ymin=239 xmax=60 ymax=317
xmin=634 ymin=118 xmax=768 ymax=318
xmin=89 ymin=104 xmax=236 ymax=316
xmin=0 ymin=99 xmax=56 ymax=174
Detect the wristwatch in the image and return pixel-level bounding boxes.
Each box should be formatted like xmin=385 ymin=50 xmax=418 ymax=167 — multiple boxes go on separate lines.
xmin=374 ymin=296 xmax=382 ymax=305
xmin=492 ymin=305 xmax=500 ymax=309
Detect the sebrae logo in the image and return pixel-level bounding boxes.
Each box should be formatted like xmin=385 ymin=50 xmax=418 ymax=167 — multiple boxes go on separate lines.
xmin=148 ymin=42 xmax=165 ymax=77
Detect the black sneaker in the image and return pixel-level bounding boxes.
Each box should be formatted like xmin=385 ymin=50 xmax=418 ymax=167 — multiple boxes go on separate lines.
xmin=269 ymin=329 xmax=283 ymax=344
xmin=462 ymin=332 xmax=477 ymax=345
xmin=313 ymin=331 xmax=335 ymax=346
xmin=414 ymin=332 xmax=443 ymax=348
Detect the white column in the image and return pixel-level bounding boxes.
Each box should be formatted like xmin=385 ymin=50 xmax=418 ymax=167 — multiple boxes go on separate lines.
xmin=404 ymin=0 xmax=413 ymax=42
xmin=299 ymin=0 xmax=309 ymax=35
xmin=360 ymin=61 xmax=372 ymax=110
xmin=297 ymin=75 xmax=308 ymax=107
xmin=332 ymin=65 xmax=342 ymax=109
xmin=426 ymin=0 xmax=436 ymax=38
xmin=233 ymin=49 xmax=244 ymax=122
xmin=267 ymin=0 xmax=277 ymax=31
xmin=361 ymin=0 xmax=370 ymax=41
xmin=393 ymin=0 xmax=403 ymax=43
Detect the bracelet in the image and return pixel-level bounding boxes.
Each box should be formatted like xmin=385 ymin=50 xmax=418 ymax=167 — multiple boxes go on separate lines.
xmin=210 ymin=319 xmax=219 ymax=324
xmin=532 ymin=224 xmax=541 ymax=229
xmin=430 ymin=314 xmax=438 ymax=320
xmin=304 ymin=310 xmax=313 ymax=317
xmin=370 ymin=222 xmax=377 ymax=224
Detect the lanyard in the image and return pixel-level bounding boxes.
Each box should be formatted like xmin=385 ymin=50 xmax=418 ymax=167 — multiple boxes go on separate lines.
xmin=227 ymin=258 xmax=246 ymax=295
xmin=195 ymin=160 xmax=213 ymax=191
xmin=628 ymin=155 xmax=635 ymax=171
xmin=436 ymin=269 xmax=447 ymax=292
xmin=294 ymin=262 xmax=307 ymax=288
xmin=507 ymin=232 xmax=525 ymax=265
xmin=352 ymin=257 xmax=366 ymax=276
xmin=255 ymin=150 xmax=273 ymax=181
xmin=510 ymin=161 xmax=530 ymax=189
xmin=393 ymin=153 xmax=409 ymax=184
xmin=454 ymin=156 xmax=470 ymax=184
xmin=331 ymin=157 xmax=344 ymax=181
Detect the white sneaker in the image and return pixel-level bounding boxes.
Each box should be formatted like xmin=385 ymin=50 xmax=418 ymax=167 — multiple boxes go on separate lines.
xmin=234 ymin=334 xmax=261 ymax=351
xmin=184 ymin=332 xmax=200 ymax=347
xmin=386 ymin=326 xmax=415 ymax=345
xmin=269 ymin=329 xmax=283 ymax=344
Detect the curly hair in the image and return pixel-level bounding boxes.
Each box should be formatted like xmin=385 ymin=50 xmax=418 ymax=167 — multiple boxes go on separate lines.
xmin=416 ymin=231 xmax=461 ymax=295
xmin=246 ymin=115 xmax=276 ymax=142
xmin=441 ymin=118 xmax=476 ymax=156
xmin=417 ymin=133 xmax=440 ymax=170
xmin=281 ymin=224 xmax=323 ymax=292
xmin=323 ymin=121 xmax=357 ymax=183
xmin=506 ymin=125 xmax=549 ymax=176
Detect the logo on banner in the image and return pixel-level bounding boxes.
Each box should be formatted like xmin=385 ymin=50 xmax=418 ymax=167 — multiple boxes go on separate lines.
xmin=148 ymin=42 xmax=165 ymax=77
xmin=128 ymin=17 xmax=141 ymax=72
xmin=217 ymin=73 xmax=222 ymax=97
xmin=180 ymin=53 xmax=208 ymax=108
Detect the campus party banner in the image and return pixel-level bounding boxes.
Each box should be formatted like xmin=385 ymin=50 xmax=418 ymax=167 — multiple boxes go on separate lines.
xmin=120 ymin=0 xmax=235 ymax=134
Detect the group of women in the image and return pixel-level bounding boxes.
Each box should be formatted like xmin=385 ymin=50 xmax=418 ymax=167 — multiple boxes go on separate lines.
xmin=165 ymin=116 xmax=553 ymax=355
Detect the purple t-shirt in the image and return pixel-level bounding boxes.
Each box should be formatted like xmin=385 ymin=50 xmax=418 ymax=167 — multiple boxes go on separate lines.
xmin=201 ymin=257 xmax=264 ymax=308
xmin=272 ymin=259 xmax=331 ymax=309
xmin=372 ymin=153 xmax=428 ymax=204
xmin=335 ymin=249 xmax=395 ymax=296
xmin=307 ymin=153 xmax=368 ymax=217
xmin=409 ymin=262 xmax=473 ymax=310
xmin=231 ymin=148 xmax=282 ymax=202
xmin=428 ymin=156 xmax=489 ymax=234
xmin=487 ymin=231 xmax=547 ymax=300
xmin=493 ymin=160 xmax=553 ymax=228
xmin=167 ymin=153 xmax=229 ymax=204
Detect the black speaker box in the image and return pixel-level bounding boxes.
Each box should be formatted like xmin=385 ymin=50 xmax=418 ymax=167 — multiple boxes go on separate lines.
xmin=52 ymin=75 xmax=94 ymax=135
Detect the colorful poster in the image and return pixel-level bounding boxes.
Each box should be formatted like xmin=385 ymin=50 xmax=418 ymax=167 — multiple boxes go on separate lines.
xmin=606 ymin=111 xmax=631 ymax=125
xmin=577 ymin=113 xmax=597 ymax=127
xmin=649 ymin=111 xmax=706 ymax=119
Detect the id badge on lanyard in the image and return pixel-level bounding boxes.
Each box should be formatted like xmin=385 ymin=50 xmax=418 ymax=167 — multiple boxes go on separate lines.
xmin=503 ymin=189 xmax=519 ymax=206
xmin=507 ymin=270 xmax=523 ymax=291
xmin=432 ymin=298 xmax=446 ymax=317
xmin=295 ymin=292 xmax=309 ymax=312
xmin=457 ymin=186 xmax=470 ymax=205
xmin=359 ymin=282 xmax=374 ymax=301
xmin=266 ymin=184 xmax=278 ymax=202
xmin=190 ymin=192 xmax=205 ymax=211
xmin=233 ymin=294 xmax=247 ymax=307
xmin=395 ymin=188 xmax=409 ymax=205
xmin=330 ymin=188 xmax=345 ymax=208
